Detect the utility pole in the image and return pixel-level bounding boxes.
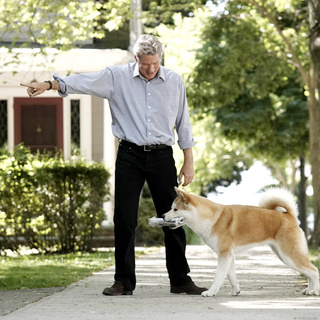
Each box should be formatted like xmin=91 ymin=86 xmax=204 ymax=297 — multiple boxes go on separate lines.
xmin=129 ymin=0 xmax=142 ymax=54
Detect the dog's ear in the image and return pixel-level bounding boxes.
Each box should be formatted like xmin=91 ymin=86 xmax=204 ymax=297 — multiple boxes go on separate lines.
xmin=174 ymin=187 xmax=190 ymax=204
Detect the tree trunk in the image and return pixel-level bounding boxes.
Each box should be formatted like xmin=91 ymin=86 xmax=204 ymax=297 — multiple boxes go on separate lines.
xmin=308 ymin=0 xmax=320 ymax=247
xmin=289 ymin=160 xmax=297 ymax=194
xmin=298 ymin=153 xmax=308 ymax=235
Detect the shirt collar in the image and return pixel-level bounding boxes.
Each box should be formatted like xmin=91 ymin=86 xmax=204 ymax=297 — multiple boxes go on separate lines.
xmin=133 ymin=63 xmax=165 ymax=82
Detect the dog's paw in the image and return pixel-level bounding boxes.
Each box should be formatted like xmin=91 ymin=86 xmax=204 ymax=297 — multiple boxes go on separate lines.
xmin=201 ymin=290 xmax=215 ymax=297
xmin=302 ymin=288 xmax=319 ymax=296
xmin=231 ymin=289 xmax=241 ymax=296
xmin=231 ymin=284 xmax=241 ymax=296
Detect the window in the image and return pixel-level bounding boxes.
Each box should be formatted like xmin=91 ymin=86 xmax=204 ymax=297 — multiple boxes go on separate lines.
xmin=71 ymin=100 xmax=80 ymax=150
xmin=0 ymin=100 xmax=8 ymax=148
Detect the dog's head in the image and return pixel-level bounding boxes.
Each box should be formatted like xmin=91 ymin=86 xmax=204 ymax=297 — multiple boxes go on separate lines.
xmin=163 ymin=187 xmax=195 ymax=224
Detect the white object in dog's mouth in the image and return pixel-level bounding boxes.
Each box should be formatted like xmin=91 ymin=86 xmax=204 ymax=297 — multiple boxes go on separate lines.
xmin=149 ymin=216 xmax=185 ymax=229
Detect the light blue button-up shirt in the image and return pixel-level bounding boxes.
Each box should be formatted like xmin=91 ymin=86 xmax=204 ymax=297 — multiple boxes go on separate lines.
xmin=54 ymin=62 xmax=194 ymax=149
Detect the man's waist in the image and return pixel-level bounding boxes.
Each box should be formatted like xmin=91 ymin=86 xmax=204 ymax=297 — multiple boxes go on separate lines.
xmin=119 ymin=140 xmax=171 ymax=152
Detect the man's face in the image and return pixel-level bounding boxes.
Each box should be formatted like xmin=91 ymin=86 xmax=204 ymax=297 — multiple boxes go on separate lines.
xmin=135 ymin=54 xmax=161 ymax=81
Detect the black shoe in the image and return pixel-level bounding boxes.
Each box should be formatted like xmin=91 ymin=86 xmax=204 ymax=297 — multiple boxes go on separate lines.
xmin=102 ymin=281 xmax=133 ymax=296
xmin=171 ymin=281 xmax=207 ymax=295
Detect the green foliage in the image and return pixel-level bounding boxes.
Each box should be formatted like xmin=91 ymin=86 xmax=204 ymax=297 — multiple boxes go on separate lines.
xmin=0 ymin=145 xmax=111 ymax=253
xmin=187 ymin=114 xmax=253 ymax=196
xmin=214 ymin=81 xmax=309 ymax=161
xmin=135 ymin=184 xmax=163 ymax=246
xmin=157 ymin=3 xmax=309 ymax=196
xmin=0 ymin=0 xmax=206 ymax=53
xmin=0 ymin=0 xmax=131 ymax=51
xmin=136 ymin=195 xmax=164 ymax=246
xmin=188 ymin=2 xmax=309 ymax=165
xmin=0 ymin=0 xmax=209 ymax=72
xmin=190 ymin=8 xmax=294 ymax=110
xmin=158 ymin=9 xmax=253 ymax=195
xmin=142 ymin=0 xmax=207 ymax=29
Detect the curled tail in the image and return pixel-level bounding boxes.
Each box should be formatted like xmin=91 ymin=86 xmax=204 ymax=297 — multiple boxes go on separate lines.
xmin=258 ymin=188 xmax=298 ymax=217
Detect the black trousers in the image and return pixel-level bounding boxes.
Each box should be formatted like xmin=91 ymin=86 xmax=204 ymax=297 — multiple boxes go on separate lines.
xmin=113 ymin=143 xmax=191 ymax=291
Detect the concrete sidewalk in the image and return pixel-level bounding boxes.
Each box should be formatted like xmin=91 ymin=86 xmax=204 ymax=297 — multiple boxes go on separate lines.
xmin=1 ymin=245 xmax=320 ymax=320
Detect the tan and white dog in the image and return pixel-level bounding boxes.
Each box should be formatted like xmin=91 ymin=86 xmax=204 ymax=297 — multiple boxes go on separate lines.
xmin=164 ymin=187 xmax=319 ymax=297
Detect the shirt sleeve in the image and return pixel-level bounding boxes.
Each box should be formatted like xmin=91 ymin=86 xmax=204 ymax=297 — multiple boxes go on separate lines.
xmin=53 ymin=68 xmax=115 ymax=99
xmin=175 ymin=78 xmax=195 ymax=150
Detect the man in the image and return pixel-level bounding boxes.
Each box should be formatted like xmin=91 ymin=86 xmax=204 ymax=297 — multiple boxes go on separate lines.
xmin=21 ymin=34 xmax=206 ymax=296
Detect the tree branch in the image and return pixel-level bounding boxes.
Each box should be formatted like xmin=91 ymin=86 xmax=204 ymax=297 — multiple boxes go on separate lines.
xmin=241 ymin=0 xmax=310 ymax=88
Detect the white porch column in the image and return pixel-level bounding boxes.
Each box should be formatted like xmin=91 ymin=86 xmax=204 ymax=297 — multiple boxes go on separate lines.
xmin=80 ymin=96 xmax=92 ymax=161
xmin=103 ymin=99 xmax=117 ymax=226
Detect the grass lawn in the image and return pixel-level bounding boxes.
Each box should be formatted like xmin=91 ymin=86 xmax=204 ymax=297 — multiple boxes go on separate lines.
xmin=0 ymin=250 xmax=116 ymax=290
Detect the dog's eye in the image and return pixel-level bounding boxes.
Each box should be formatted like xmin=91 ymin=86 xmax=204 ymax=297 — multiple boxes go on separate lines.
xmin=174 ymin=208 xmax=178 ymax=211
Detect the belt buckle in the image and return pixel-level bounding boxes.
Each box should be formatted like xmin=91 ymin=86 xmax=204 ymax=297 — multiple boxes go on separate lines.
xmin=144 ymin=145 xmax=152 ymax=151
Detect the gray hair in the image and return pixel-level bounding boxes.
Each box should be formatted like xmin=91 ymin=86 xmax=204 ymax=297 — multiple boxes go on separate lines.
xmin=133 ymin=34 xmax=163 ymax=58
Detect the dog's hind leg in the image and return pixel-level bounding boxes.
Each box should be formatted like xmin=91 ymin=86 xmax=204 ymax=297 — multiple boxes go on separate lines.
xmin=301 ymin=266 xmax=320 ymax=296
xmin=270 ymin=243 xmax=285 ymax=264
xmin=202 ymin=250 xmax=234 ymax=297
xmin=272 ymin=238 xmax=319 ymax=296
xmin=227 ymin=253 xmax=241 ymax=296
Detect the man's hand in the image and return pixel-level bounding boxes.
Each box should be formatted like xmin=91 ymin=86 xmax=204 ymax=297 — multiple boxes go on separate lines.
xmin=20 ymin=82 xmax=50 ymax=97
xmin=178 ymin=147 xmax=194 ymax=187
xmin=21 ymin=80 xmax=59 ymax=97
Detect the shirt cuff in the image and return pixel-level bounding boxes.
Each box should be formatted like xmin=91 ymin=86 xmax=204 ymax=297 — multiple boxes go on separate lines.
xmin=178 ymin=138 xmax=195 ymax=150
xmin=53 ymin=73 xmax=68 ymax=97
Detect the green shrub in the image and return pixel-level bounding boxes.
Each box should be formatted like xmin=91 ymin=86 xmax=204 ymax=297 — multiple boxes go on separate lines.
xmin=0 ymin=145 xmax=110 ymax=253
xmin=136 ymin=196 xmax=164 ymax=246
xmin=0 ymin=146 xmax=41 ymax=251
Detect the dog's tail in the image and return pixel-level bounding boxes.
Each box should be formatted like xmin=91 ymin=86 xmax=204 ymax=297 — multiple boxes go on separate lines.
xmin=258 ymin=188 xmax=298 ymax=217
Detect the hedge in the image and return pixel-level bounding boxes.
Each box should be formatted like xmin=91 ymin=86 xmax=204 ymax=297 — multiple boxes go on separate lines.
xmin=0 ymin=145 xmax=111 ymax=253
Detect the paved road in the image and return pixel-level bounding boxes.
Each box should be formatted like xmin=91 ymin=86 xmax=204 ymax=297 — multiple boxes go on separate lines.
xmin=1 ymin=245 xmax=320 ymax=319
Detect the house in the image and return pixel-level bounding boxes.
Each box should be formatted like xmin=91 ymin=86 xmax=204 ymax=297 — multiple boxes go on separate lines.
xmin=0 ymin=43 xmax=135 ymax=232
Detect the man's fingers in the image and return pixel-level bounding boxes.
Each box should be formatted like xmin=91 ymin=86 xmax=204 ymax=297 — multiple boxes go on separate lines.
xmin=30 ymin=90 xmax=41 ymax=97
xmin=20 ymin=83 xmax=34 ymax=88
xmin=182 ymin=178 xmax=191 ymax=187
xmin=179 ymin=174 xmax=189 ymax=187
xmin=20 ymin=83 xmax=45 ymax=97
xmin=20 ymin=83 xmax=35 ymax=97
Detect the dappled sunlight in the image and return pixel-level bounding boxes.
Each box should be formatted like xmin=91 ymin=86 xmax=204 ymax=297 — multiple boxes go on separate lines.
xmin=221 ymin=298 xmax=320 ymax=309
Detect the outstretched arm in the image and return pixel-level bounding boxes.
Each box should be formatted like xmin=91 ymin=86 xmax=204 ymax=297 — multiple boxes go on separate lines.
xmin=20 ymin=80 xmax=60 ymax=97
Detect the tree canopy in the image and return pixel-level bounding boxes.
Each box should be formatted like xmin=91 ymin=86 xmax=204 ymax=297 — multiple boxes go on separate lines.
xmin=0 ymin=0 xmax=133 ymax=50
xmin=189 ymin=4 xmax=309 ymax=163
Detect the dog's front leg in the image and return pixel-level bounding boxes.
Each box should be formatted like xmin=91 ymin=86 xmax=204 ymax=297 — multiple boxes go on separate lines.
xmin=227 ymin=252 xmax=241 ymax=296
xmin=202 ymin=251 xmax=233 ymax=297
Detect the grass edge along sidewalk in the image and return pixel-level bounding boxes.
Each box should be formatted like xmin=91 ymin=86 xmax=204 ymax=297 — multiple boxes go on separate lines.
xmin=0 ymin=247 xmax=155 ymax=290
xmin=0 ymin=246 xmax=319 ymax=291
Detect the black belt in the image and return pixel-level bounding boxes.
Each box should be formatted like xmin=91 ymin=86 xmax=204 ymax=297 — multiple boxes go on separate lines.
xmin=119 ymin=140 xmax=170 ymax=152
